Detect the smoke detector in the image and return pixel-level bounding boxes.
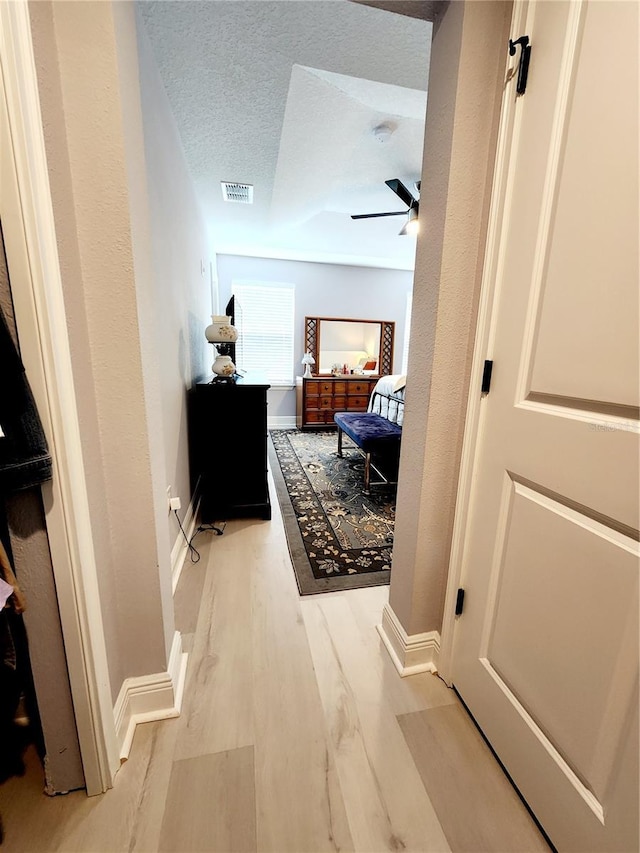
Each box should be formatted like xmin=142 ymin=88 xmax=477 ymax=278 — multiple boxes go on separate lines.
xmin=221 ymin=182 xmax=254 ymax=203
xmin=372 ymin=122 xmax=397 ymax=143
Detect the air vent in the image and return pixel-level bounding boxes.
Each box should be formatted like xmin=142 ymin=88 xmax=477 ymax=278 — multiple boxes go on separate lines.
xmin=221 ymin=182 xmax=254 ymax=204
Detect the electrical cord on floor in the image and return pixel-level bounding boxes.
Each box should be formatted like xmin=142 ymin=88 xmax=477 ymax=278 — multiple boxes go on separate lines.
xmin=432 ymin=670 xmax=453 ymax=690
xmin=195 ymin=522 xmax=226 ymax=538
xmin=172 ymin=510 xmax=226 ymax=563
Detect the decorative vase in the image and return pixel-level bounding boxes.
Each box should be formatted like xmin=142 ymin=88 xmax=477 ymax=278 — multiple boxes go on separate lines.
xmin=205 ymin=315 xmax=238 ymax=344
xmin=212 ymin=354 xmax=236 ymax=377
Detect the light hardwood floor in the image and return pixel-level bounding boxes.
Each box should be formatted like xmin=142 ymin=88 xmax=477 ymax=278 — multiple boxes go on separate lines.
xmin=0 ymin=475 xmax=549 ymax=852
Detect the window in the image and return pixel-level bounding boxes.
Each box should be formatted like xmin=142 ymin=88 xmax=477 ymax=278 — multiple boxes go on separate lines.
xmin=401 ymin=290 xmax=413 ymax=374
xmin=231 ymin=281 xmax=295 ymax=385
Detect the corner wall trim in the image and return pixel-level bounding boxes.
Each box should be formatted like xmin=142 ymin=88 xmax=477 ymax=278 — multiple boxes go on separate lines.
xmin=171 ymin=482 xmax=200 ymax=594
xmin=377 ymin=602 xmax=440 ymax=677
xmin=113 ymin=631 xmax=188 ymax=760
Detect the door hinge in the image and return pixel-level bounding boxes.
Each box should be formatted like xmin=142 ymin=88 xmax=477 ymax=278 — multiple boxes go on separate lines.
xmin=509 ymin=35 xmax=531 ymax=96
xmin=455 ymin=588 xmax=465 ymax=616
xmin=481 ymin=360 xmax=493 ymax=394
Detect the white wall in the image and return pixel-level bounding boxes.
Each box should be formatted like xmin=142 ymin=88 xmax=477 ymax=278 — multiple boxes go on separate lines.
xmin=216 ymin=254 xmax=414 ymax=419
xmin=134 ymin=10 xmax=212 ymax=528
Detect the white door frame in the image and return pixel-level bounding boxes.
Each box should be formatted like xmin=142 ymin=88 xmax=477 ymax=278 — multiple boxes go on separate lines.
xmin=0 ymin=1 xmax=119 ymax=794
xmin=438 ymin=0 xmax=526 ymax=682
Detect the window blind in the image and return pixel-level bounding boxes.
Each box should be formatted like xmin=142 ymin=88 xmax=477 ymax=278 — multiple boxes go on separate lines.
xmin=231 ymin=281 xmax=295 ymax=385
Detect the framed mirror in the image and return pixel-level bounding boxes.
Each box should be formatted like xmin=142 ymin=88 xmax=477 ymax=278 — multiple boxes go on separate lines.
xmin=304 ymin=316 xmax=395 ymax=376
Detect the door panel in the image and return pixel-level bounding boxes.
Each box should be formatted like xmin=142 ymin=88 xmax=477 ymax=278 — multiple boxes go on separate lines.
xmin=487 ymin=480 xmax=638 ymax=797
xmin=451 ymin=2 xmax=639 ymax=850
xmin=529 ymin=2 xmax=639 ymax=408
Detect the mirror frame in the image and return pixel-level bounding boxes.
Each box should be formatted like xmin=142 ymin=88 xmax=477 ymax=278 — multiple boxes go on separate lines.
xmin=304 ymin=316 xmax=395 ymax=377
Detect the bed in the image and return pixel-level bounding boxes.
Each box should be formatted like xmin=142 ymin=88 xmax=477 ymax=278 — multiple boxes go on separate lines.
xmin=367 ymin=374 xmax=406 ymax=425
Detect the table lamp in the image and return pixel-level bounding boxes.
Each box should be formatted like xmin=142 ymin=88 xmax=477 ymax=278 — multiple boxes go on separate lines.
xmin=301 ymin=351 xmax=315 ymax=378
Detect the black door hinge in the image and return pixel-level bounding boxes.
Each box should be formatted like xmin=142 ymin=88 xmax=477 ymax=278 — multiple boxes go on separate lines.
xmin=455 ymin=588 xmax=465 ymax=616
xmin=481 ymin=360 xmax=493 ymax=394
xmin=509 ymin=36 xmax=531 ymax=96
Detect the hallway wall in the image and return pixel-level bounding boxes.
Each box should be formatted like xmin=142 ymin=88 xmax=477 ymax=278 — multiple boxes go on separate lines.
xmin=133 ymin=7 xmax=213 ymax=528
xmin=28 ymin=0 xmax=210 ymax=700
xmin=389 ymin=0 xmax=513 ymax=637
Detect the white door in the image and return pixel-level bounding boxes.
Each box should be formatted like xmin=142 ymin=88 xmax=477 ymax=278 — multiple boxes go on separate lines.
xmin=450 ymin=2 xmax=639 ymax=851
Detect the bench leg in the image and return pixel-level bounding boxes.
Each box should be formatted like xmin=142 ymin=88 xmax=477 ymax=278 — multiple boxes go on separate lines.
xmin=364 ymin=452 xmax=371 ymax=495
xmin=337 ymin=428 xmax=344 ymax=458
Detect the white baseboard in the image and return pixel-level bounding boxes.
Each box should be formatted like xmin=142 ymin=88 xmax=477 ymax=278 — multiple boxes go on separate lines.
xmin=267 ymin=415 xmax=297 ymax=429
xmin=377 ymin=602 xmax=440 ymax=677
xmin=171 ymin=484 xmax=200 ymax=594
xmin=113 ymin=631 xmax=188 ymax=760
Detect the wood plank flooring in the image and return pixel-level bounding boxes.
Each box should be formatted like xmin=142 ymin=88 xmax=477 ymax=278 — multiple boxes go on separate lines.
xmin=398 ymin=706 xmax=550 ymax=853
xmin=0 ymin=472 xmax=549 ymax=852
xmin=159 ymin=747 xmax=257 ymax=853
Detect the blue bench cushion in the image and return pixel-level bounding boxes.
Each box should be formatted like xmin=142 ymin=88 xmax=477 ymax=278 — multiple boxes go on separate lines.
xmin=334 ymin=412 xmax=402 ymax=452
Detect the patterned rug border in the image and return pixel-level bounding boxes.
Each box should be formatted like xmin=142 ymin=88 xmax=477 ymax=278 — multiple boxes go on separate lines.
xmin=268 ymin=431 xmax=391 ymax=595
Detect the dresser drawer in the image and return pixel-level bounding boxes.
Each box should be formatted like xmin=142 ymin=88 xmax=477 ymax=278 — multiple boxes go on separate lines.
xmin=319 ymin=397 xmax=334 ymax=410
xmin=305 ymin=381 xmax=321 ymax=397
xmin=332 ymin=395 xmax=347 ymax=409
xmin=347 ymin=381 xmax=372 ymax=396
xmin=305 ymin=410 xmax=327 ymax=423
xmin=347 ymin=397 xmax=369 ymax=410
xmin=319 ymin=380 xmax=346 ymax=394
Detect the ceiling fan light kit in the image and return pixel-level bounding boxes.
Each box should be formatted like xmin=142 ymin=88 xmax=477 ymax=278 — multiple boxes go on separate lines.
xmin=399 ymin=205 xmax=419 ymax=236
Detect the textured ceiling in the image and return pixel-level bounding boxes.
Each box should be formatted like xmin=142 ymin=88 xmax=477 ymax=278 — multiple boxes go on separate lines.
xmin=138 ymin=1 xmax=432 ymax=269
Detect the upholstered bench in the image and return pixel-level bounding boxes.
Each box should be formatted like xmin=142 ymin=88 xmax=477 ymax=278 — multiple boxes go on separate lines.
xmin=333 ymin=412 xmax=402 ymax=494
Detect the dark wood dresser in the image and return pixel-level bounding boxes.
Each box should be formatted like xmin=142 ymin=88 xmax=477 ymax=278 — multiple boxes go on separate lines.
xmin=189 ymin=375 xmax=271 ymax=521
xmin=296 ymin=375 xmax=379 ymax=429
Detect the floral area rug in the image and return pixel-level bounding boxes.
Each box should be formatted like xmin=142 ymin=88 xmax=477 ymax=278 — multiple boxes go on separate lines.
xmin=269 ymin=429 xmax=394 ymax=594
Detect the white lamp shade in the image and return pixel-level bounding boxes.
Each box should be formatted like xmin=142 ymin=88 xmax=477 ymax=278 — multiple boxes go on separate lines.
xmin=205 ymin=315 xmax=238 ymax=343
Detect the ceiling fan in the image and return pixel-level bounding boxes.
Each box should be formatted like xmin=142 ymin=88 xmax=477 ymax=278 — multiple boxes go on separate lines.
xmin=351 ymin=178 xmax=420 ymax=236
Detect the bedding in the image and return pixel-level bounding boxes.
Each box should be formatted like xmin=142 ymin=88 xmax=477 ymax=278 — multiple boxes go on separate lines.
xmin=367 ymin=374 xmax=406 ymax=426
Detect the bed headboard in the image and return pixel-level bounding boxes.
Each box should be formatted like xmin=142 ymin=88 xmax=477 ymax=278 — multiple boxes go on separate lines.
xmin=368 ymin=375 xmax=406 ymax=426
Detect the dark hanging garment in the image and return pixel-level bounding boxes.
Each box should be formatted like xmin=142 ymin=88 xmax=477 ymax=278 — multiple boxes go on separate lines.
xmin=0 ymin=304 xmax=51 ymax=786
xmin=0 ymin=535 xmax=41 ymax=785
xmin=0 ymin=305 xmax=52 ymax=492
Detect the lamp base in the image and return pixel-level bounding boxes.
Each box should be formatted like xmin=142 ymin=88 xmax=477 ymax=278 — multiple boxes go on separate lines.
xmin=212 ymin=354 xmax=236 ymax=377
xmin=303 ymin=365 xmax=313 ymax=378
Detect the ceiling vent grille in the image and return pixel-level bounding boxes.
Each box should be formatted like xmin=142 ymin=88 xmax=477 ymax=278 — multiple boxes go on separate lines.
xmin=221 ymin=182 xmax=254 ymax=204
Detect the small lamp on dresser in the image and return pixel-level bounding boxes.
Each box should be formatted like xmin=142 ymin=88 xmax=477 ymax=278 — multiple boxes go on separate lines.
xmin=301 ymin=351 xmax=315 ymax=378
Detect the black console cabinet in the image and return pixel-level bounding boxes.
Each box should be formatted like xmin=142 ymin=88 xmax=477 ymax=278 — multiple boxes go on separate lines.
xmin=189 ymin=376 xmax=271 ymax=522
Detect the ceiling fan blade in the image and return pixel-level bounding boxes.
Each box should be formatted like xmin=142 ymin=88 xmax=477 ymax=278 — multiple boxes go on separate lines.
xmin=350 ymin=210 xmax=408 ymax=220
xmin=385 ymin=178 xmax=416 ymax=209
